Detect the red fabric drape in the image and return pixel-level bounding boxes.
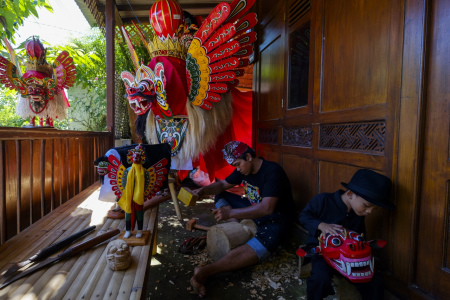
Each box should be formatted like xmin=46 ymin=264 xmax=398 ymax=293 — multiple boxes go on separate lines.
xmin=199 ymin=88 xmax=253 ymax=180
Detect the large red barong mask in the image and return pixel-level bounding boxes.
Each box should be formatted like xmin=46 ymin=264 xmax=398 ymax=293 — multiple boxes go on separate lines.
xmin=297 ymin=229 xmax=387 ymax=283
xmin=120 ymin=0 xmax=257 ymax=172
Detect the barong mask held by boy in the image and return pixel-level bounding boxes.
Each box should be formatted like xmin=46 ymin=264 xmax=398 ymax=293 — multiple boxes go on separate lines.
xmin=297 ymin=229 xmax=387 ymax=283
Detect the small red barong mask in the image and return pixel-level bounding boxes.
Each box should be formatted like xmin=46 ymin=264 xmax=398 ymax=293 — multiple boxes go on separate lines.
xmin=297 ymin=229 xmax=387 ymax=283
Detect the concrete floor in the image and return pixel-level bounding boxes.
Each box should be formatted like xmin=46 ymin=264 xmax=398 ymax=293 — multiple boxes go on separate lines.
xmin=144 ymin=193 xmax=330 ymax=300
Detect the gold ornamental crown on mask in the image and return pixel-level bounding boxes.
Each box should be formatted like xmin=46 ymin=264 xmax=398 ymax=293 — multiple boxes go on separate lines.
xmin=24 ymin=37 xmax=53 ymax=76
xmin=147 ymin=24 xmax=196 ymax=60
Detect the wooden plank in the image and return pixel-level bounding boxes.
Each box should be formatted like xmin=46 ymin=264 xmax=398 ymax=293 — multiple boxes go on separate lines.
xmin=40 ymin=139 xmax=46 ymax=218
xmin=4 ymin=217 xmax=94 ymax=298
xmin=15 ymin=140 xmax=21 ymax=234
xmin=106 ymin=0 xmax=116 ymax=144
xmin=0 ymin=183 xmax=100 ymax=258
xmin=19 ymin=140 xmax=31 ymax=231
xmin=60 ymin=219 xmax=118 ymax=300
xmin=0 ymin=128 xmax=111 ymax=140
xmin=0 ymin=182 xmax=156 ymax=300
xmin=0 ymin=141 xmax=5 ymax=244
xmin=74 ymin=221 xmax=124 ymax=299
xmin=50 ymin=139 xmax=55 ymax=211
xmin=29 ymin=140 xmax=33 ymax=226
xmin=5 ymin=140 xmax=18 ymax=241
xmin=0 ymin=208 xmax=89 ymax=271
xmin=135 ymin=206 xmax=159 ymax=300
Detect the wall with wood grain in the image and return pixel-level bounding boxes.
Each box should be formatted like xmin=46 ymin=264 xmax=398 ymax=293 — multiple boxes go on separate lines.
xmin=0 ymin=128 xmax=112 ymax=244
xmin=253 ymin=0 xmax=449 ymax=298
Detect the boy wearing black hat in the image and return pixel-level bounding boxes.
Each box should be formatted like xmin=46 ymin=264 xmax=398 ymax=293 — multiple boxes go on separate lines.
xmin=299 ymin=169 xmax=395 ymax=300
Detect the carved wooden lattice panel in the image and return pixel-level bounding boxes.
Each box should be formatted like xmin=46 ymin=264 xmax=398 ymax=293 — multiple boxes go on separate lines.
xmin=319 ymin=122 xmax=385 ymax=154
xmin=259 ymin=128 xmax=279 ymax=145
xmin=283 ymin=126 xmax=312 ymax=147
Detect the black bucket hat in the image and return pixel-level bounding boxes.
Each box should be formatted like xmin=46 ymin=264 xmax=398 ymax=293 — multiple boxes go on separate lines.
xmin=341 ymin=169 xmax=395 ymax=210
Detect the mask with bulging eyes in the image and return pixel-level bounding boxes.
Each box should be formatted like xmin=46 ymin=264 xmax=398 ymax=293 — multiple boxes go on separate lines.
xmin=296 ymin=229 xmax=387 ymax=283
xmin=106 ymin=239 xmax=132 ymax=271
xmin=126 ymin=79 xmax=156 ymax=115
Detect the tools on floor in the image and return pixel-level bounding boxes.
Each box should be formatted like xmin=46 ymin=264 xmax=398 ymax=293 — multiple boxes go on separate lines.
xmin=178 ymin=235 xmax=207 ymax=255
xmin=186 ymin=219 xmax=210 ymax=231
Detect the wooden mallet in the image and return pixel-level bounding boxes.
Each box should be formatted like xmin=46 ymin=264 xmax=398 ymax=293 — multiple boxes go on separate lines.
xmin=186 ymin=219 xmax=210 ymax=231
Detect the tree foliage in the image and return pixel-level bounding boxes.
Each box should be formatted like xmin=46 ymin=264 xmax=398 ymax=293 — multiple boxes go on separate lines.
xmin=0 ymin=0 xmax=53 ymax=47
xmin=0 ymin=16 xmax=150 ymax=131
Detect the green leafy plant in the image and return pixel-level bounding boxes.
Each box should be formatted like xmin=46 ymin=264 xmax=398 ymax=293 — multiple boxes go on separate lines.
xmin=0 ymin=0 xmax=53 ymax=46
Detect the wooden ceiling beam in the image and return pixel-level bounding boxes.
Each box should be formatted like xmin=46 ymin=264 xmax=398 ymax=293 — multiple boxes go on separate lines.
xmin=115 ymin=3 xmax=218 ymax=11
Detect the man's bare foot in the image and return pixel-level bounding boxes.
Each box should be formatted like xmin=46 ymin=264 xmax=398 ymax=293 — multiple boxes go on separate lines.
xmin=190 ymin=267 xmax=206 ymax=298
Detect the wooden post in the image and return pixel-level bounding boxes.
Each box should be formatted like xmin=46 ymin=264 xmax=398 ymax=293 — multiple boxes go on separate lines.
xmin=105 ymin=0 xmax=115 ymax=149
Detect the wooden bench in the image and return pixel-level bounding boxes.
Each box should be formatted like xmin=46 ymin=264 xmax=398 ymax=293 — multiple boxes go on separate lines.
xmin=0 ymin=182 xmax=159 ymax=300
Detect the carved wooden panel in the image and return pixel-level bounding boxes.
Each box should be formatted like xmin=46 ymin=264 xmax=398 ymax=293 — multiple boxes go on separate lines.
xmin=319 ymin=122 xmax=385 ymax=154
xmin=321 ymin=0 xmax=394 ymax=112
xmin=258 ymin=128 xmax=279 ymax=145
xmin=283 ymin=126 xmax=312 ymax=147
xmin=282 ymin=154 xmax=315 ymax=209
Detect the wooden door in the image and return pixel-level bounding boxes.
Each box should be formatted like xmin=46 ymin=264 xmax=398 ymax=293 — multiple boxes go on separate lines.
xmin=254 ymin=0 xmax=402 ymax=211
xmin=414 ymin=0 xmax=450 ymax=298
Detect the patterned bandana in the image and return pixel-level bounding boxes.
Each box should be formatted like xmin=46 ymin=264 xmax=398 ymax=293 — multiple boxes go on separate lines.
xmin=222 ymin=141 xmax=251 ymax=164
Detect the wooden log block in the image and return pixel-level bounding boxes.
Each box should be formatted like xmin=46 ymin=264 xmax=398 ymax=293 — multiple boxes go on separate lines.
xmin=177 ymin=187 xmax=198 ymax=206
xmin=207 ymin=219 xmax=257 ymax=261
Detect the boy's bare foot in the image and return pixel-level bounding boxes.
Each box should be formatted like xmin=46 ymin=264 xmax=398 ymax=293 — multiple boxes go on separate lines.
xmin=190 ymin=267 xmax=206 ymax=298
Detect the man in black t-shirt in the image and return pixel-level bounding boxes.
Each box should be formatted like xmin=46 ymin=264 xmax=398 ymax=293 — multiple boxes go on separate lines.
xmin=190 ymin=141 xmax=295 ymax=298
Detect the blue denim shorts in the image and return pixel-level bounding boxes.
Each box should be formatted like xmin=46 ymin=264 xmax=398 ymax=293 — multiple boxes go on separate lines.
xmin=215 ymin=192 xmax=291 ymax=260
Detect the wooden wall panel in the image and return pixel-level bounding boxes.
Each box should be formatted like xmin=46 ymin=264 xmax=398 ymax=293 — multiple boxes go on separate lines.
xmin=0 ymin=129 xmax=112 ymax=245
xmin=53 ymin=139 xmax=63 ymax=208
xmin=318 ymin=161 xmax=358 ymax=194
xmin=258 ymin=37 xmax=285 ymax=121
xmin=5 ymin=140 xmax=17 ymax=240
xmin=321 ymin=0 xmax=393 ymax=112
xmin=19 ymin=140 xmax=31 ymax=231
xmin=32 ymin=140 xmax=41 ymax=221
xmin=282 ymin=154 xmax=315 ymax=209
xmin=414 ymin=0 xmax=450 ymax=297
xmin=43 ymin=139 xmax=53 ymax=215
xmin=258 ymin=149 xmax=281 ymax=165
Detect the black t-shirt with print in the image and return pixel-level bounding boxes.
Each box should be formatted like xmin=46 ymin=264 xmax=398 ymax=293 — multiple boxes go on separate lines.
xmin=225 ymin=158 xmax=295 ymax=214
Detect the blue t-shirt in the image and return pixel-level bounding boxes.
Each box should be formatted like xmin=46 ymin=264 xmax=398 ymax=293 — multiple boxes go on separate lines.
xmin=225 ymin=158 xmax=295 ymax=214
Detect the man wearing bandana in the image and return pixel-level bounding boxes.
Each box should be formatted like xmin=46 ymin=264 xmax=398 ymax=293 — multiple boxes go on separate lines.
xmin=190 ymin=141 xmax=296 ymax=297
